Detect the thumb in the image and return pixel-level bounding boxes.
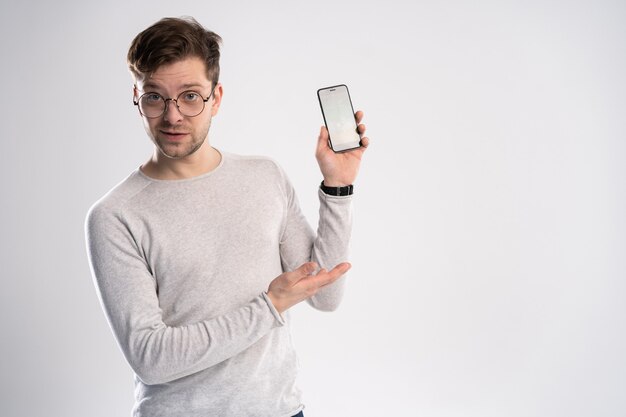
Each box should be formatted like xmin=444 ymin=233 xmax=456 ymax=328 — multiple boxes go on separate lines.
xmin=286 ymin=262 xmax=318 ymax=284
xmin=316 ymin=125 xmax=330 ymax=154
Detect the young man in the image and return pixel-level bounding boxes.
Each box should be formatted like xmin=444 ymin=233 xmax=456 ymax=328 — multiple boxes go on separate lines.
xmin=85 ymin=17 xmax=368 ymax=417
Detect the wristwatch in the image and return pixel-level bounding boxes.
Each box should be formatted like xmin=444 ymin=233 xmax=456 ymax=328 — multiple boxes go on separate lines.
xmin=320 ymin=181 xmax=354 ymax=196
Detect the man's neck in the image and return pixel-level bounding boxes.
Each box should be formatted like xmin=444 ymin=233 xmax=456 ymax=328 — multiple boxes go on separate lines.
xmin=140 ymin=144 xmax=222 ymax=180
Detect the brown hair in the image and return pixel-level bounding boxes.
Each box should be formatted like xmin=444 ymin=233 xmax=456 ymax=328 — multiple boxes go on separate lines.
xmin=127 ymin=17 xmax=222 ymax=85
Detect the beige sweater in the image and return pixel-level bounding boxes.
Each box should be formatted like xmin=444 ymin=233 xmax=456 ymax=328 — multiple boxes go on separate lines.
xmin=85 ymin=151 xmax=353 ymax=417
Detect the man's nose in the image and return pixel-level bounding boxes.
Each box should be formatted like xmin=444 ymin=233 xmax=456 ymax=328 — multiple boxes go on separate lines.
xmin=163 ymin=99 xmax=183 ymax=123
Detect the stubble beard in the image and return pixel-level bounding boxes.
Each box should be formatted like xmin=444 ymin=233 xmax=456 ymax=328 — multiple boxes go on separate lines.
xmin=153 ymin=117 xmax=212 ymax=160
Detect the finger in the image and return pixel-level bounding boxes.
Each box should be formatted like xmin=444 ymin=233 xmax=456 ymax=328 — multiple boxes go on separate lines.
xmin=355 ymin=110 xmax=364 ymax=124
xmin=308 ymin=262 xmax=352 ymax=288
xmin=357 ymin=123 xmax=366 ymax=135
xmin=360 ymin=136 xmax=370 ymax=149
xmin=330 ymin=262 xmax=351 ymax=276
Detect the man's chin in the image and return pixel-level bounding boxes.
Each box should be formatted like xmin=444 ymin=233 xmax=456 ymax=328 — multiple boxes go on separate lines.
xmin=157 ymin=140 xmax=204 ymax=160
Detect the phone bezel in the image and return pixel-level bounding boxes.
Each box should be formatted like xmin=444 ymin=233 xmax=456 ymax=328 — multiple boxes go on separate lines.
xmin=317 ymin=84 xmax=362 ymax=153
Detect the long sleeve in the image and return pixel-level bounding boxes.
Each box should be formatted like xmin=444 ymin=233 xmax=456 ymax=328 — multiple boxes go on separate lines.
xmin=278 ymin=176 xmax=353 ymax=312
xmin=309 ymin=189 xmax=353 ymax=310
xmin=85 ymin=204 xmax=284 ymax=386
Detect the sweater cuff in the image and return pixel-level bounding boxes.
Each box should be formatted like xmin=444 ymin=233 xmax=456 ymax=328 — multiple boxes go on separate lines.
xmin=261 ymin=292 xmax=286 ymax=325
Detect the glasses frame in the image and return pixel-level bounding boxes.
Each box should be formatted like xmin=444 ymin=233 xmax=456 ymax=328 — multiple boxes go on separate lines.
xmin=133 ymin=85 xmax=217 ymax=118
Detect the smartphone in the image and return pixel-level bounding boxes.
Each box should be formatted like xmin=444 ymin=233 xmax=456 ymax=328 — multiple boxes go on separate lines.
xmin=317 ymin=84 xmax=361 ymax=152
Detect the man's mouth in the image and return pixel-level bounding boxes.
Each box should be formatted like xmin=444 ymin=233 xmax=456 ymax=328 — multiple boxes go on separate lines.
xmin=160 ymin=130 xmax=189 ymax=141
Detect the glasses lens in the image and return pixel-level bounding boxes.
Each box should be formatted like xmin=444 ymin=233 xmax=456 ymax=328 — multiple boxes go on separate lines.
xmin=139 ymin=93 xmax=165 ymax=118
xmin=177 ymin=91 xmax=205 ymax=117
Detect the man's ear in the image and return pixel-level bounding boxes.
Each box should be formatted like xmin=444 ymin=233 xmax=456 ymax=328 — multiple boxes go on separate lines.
xmin=210 ymin=83 xmax=223 ymax=116
xmin=133 ymin=85 xmax=139 ymax=102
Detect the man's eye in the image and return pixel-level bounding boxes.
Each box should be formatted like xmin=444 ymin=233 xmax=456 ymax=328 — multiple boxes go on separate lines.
xmin=144 ymin=94 xmax=162 ymax=103
xmin=182 ymin=92 xmax=199 ymax=102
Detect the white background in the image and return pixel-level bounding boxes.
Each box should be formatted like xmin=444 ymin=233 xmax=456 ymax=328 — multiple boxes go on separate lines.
xmin=1 ymin=1 xmax=625 ymax=416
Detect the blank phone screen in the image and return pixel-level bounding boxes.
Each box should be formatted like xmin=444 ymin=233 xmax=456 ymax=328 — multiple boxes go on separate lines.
xmin=318 ymin=85 xmax=361 ymax=152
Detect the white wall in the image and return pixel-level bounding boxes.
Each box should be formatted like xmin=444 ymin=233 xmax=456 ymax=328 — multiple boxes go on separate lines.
xmin=1 ymin=1 xmax=624 ymax=416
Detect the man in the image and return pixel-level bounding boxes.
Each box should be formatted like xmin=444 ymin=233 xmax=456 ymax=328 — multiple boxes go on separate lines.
xmin=85 ymin=16 xmax=368 ymax=417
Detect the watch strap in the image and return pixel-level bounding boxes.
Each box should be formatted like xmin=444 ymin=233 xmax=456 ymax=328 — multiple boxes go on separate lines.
xmin=320 ymin=181 xmax=354 ymax=196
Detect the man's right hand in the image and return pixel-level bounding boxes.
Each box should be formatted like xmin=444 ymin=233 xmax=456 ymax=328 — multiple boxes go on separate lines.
xmin=266 ymin=262 xmax=351 ymax=314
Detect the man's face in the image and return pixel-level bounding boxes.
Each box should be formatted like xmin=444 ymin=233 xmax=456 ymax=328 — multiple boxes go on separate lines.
xmin=134 ymin=56 xmax=222 ymax=159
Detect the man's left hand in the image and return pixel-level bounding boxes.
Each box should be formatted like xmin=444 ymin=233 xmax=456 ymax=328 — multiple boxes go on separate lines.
xmin=315 ymin=110 xmax=369 ymax=187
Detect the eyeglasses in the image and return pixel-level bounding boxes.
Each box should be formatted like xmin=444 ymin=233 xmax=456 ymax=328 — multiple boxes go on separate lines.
xmin=133 ymin=86 xmax=216 ymax=118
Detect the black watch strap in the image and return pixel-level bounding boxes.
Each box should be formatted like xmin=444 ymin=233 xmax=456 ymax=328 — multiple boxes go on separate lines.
xmin=320 ymin=181 xmax=354 ymax=196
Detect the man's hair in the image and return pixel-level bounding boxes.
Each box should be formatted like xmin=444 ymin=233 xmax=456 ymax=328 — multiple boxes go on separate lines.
xmin=127 ymin=17 xmax=222 ymax=85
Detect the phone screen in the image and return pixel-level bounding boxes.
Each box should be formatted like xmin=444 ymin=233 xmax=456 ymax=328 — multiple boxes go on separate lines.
xmin=317 ymin=85 xmax=361 ymax=152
